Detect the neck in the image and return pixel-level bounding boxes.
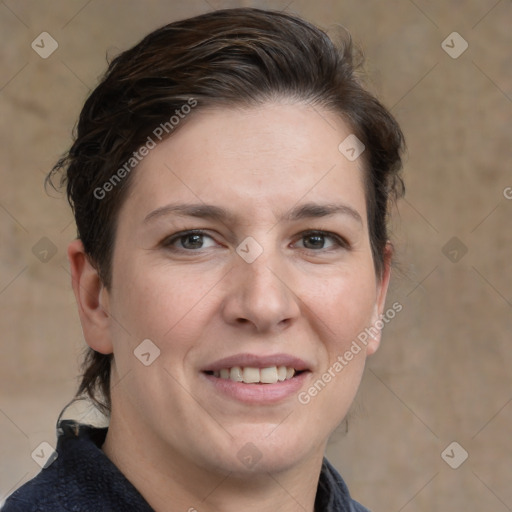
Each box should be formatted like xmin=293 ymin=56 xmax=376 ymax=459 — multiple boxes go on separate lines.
xmin=102 ymin=408 xmax=324 ymax=512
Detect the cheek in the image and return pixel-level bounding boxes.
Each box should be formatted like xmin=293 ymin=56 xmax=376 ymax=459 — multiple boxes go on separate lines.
xmin=106 ymin=262 xmax=220 ymax=406
xmin=112 ymin=259 xmax=222 ymax=339
xmin=298 ymin=268 xmax=377 ymax=426
xmin=306 ymin=264 xmax=378 ymax=350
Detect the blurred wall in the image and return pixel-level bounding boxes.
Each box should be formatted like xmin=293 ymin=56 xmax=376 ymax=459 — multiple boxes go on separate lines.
xmin=1 ymin=0 xmax=511 ymax=510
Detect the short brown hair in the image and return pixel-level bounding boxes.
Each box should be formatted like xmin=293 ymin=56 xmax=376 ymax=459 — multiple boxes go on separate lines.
xmin=48 ymin=7 xmax=405 ymax=413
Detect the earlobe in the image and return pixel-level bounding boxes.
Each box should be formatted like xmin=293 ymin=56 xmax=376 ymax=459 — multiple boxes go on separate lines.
xmin=366 ymin=242 xmax=393 ymax=356
xmin=67 ymin=239 xmax=113 ymax=355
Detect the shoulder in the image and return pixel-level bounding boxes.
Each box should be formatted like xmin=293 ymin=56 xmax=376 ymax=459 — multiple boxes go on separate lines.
xmin=2 ymin=453 xmax=69 ymax=512
xmin=2 ymin=422 xmax=107 ymax=511
xmin=317 ymin=458 xmax=372 ymax=512
xmin=350 ymin=500 xmax=372 ymax=512
xmin=2 ymin=421 xmax=153 ymax=512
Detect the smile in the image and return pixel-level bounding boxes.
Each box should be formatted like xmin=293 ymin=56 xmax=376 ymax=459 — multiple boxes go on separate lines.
xmin=205 ymin=366 xmax=301 ymax=384
xmin=201 ymin=353 xmax=312 ymax=403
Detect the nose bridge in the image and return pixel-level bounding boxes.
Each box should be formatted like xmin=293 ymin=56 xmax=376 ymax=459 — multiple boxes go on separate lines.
xmin=224 ymin=238 xmax=300 ymax=331
xmin=243 ymin=249 xmax=284 ymax=297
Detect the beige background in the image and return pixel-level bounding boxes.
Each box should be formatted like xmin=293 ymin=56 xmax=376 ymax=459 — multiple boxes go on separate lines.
xmin=1 ymin=0 xmax=511 ymax=510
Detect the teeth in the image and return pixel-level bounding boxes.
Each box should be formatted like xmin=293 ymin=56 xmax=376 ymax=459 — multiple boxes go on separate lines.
xmin=230 ymin=367 xmax=243 ymax=382
xmin=212 ymin=365 xmax=297 ymax=384
xmin=242 ymin=367 xmax=260 ymax=383
xmin=260 ymin=367 xmax=278 ymax=384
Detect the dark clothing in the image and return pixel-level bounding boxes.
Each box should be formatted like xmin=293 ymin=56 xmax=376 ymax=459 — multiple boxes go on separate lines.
xmin=2 ymin=421 xmax=370 ymax=511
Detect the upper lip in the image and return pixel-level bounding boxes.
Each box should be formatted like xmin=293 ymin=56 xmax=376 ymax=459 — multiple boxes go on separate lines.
xmin=202 ymin=353 xmax=311 ymax=372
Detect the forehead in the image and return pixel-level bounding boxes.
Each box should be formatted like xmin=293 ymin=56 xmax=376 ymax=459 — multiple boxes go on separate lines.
xmin=124 ymin=102 xmax=367 ymax=225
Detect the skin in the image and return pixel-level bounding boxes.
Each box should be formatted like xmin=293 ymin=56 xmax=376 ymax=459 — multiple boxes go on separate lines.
xmin=68 ymin=102 xmax=391 ymax=512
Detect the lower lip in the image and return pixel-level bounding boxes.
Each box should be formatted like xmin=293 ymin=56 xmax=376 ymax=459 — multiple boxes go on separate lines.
xmin=201 ymin=372 xmax=310 ymax=404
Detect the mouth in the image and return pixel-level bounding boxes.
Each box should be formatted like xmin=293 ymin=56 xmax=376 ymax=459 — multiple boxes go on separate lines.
xmin=201 ymin=353 xmax=311 ymax=403
xmin=204 ymin=366 xmax=306 ymax=384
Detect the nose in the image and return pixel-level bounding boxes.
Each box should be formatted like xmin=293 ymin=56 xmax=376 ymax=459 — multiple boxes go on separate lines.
xmin=220 ymin=248 xmax=301 ymax=334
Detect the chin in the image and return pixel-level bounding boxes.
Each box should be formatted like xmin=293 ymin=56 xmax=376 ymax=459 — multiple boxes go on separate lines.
xmin=202 ymin=424 xmax=323 ymax=476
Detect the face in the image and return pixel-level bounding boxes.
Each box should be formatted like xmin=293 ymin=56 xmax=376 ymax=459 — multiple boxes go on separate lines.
xmin=90 ymin=102 xmax=390 ymax=476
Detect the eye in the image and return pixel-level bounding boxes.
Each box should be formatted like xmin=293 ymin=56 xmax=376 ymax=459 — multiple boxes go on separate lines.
xmin=294 ymin=230 xmax=348 ymax=251
xmin=161 ymin=229 xmax=349 ymax=254
xmin=162 ymin=230 xmax=218 ymax=251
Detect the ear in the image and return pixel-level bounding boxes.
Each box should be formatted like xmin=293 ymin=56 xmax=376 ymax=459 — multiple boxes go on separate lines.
xmin=68 ymin=239 xmax=113 ymax=354
xmin=366 ymin=242 xmax=393 ymax=356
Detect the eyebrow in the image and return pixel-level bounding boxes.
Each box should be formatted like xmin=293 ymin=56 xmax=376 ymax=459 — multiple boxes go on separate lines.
xmin=143 ymin=201 xmax=363 ymax=225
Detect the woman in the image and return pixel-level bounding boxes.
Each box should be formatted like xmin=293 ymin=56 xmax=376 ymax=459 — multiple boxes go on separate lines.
xmin=3 ymin=7 xmax=404 ymax=512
